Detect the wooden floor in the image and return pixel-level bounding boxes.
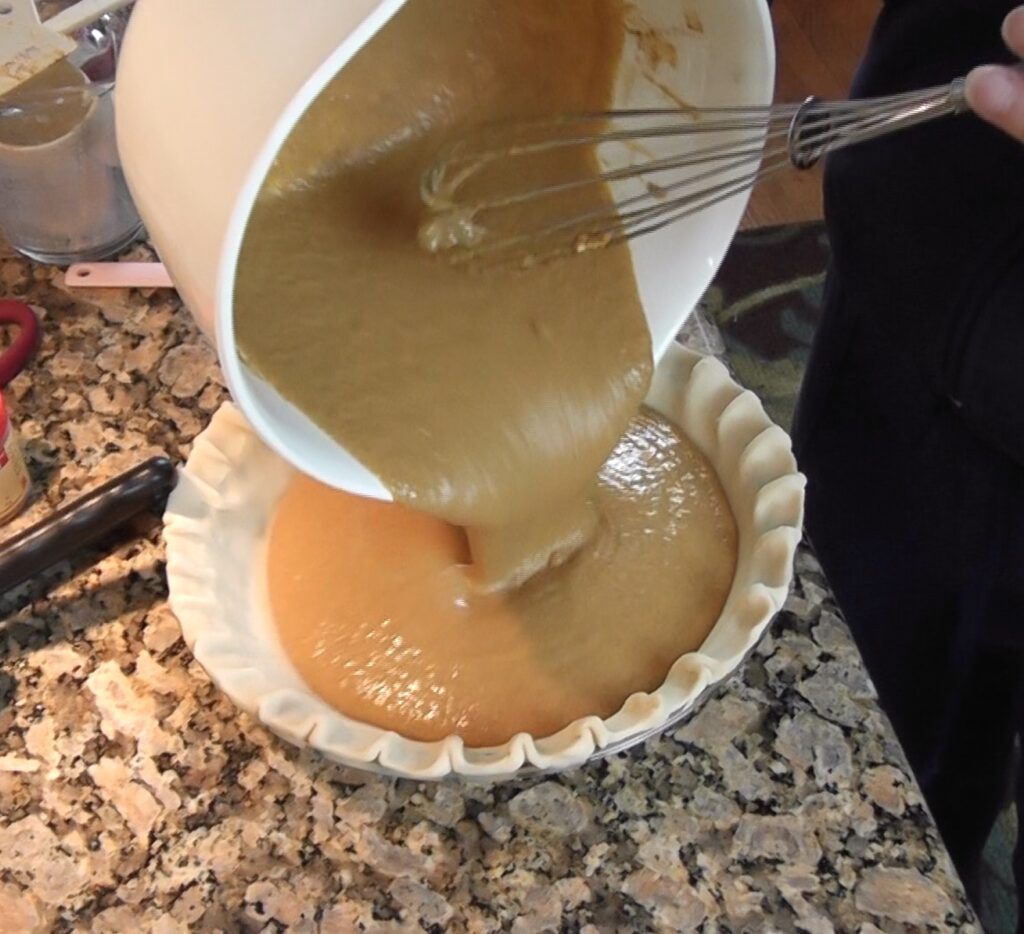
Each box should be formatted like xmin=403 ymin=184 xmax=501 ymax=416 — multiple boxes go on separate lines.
xmin=741 ymin=0 xmax=881 ymax=229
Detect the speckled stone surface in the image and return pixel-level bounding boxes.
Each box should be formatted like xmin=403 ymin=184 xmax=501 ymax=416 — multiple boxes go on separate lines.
xmin=0 ymin=244 xmax=979 ymax=932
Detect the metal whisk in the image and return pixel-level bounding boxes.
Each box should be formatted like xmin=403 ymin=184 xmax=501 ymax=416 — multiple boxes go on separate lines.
xmin=419 ymin=76 xmax=971 ymax=266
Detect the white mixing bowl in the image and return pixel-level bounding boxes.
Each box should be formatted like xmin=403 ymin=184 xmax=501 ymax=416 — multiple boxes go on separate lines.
xmin=116 ymin=0 xmax=775 ymax=496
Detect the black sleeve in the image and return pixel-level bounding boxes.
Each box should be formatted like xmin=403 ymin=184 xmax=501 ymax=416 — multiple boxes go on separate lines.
xmin=822 ymin=0 xmax=1024 ymax=465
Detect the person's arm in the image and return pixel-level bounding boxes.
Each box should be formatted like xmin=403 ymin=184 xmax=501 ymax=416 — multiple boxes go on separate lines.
xmin=965 ymin=6 xmax=1024 ymax=142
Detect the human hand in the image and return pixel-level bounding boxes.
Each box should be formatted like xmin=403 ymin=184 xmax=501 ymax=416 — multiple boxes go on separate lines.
xmin=965 ymin=7 xmax=1024 ymax=142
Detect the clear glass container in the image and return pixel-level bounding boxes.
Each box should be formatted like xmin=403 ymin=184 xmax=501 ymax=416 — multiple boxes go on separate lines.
xmin=0 ymin=11 xmax=142 ymax=264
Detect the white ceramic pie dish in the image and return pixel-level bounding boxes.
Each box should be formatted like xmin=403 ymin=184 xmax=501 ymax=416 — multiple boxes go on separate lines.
xmin=164 ymin=345 xmax=805 ymax=781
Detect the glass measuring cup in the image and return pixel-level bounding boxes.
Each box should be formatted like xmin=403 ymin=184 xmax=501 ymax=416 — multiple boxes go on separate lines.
xmin=0 ymin=11 xmax=142 ymax=264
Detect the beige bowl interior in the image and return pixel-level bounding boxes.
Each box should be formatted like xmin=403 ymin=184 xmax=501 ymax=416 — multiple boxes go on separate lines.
xmin=214 ymin=0 xmax=775 ymax=501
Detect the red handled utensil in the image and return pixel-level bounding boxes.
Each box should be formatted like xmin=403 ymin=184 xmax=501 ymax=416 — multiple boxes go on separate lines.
xmin=0 ymin=300 xmax=39 ymax=387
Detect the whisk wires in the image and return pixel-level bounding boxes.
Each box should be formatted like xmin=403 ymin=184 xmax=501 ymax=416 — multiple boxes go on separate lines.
xmin=420 ymin=79 xmax=967 ymax=267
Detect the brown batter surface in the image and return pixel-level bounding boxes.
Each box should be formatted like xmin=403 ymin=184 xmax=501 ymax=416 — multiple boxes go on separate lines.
xmin=0 ymin=59 xmax=90 ymax=147
xmin=268 ymin=410 xmax=737 ymax=746
xmin=239 ymin=0 xmax=741 ymax=744
xmin=235 ymin=0 xmax=652 ymax=590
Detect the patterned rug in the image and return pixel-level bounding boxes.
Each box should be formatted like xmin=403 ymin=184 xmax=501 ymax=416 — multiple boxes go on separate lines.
xmin=704 ymin=221 xmax=1016 ymax=934
xmin=696 ymin=221 xmax=829 ymax=433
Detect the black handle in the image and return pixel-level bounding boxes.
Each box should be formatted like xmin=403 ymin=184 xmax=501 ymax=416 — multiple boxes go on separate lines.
xmin=0 ymin=456 xmax=177 ymax=594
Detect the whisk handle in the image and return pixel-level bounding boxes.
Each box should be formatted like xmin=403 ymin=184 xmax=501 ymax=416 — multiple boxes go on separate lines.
xmin=786 ymin=76 xmax=974 ymax=170
xmin=788 ymin=97 xmax=824 ymax=170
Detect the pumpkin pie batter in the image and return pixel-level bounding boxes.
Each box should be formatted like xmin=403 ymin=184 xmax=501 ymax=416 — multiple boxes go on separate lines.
xmin=267 ymin=410 xmax=737 ymax=746
xmin=235 ymin=0 xmax=651 ymax=590
xmin=236 ymin=0 xmax=740 ymax=744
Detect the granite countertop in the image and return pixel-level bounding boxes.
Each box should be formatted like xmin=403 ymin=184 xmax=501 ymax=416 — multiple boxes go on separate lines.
xmin=0 ymin=245 xmax=978 ymax=932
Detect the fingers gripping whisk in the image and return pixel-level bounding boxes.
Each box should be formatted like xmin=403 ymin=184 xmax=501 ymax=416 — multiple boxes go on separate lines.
xmin=420 ymin=77 xmax=969 ymax=267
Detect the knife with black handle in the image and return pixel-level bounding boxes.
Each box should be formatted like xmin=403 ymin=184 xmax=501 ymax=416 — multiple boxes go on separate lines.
xmin=0 ymin=456 xmax=177 ymax=594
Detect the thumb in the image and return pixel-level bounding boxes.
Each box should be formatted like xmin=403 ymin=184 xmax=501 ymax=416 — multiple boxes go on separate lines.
xmin=965 ymin=64 xmax=1024 ymax=143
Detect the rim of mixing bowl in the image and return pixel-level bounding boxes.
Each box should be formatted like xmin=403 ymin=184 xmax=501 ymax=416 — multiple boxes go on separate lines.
xmin=214 ymin=0 xmax=405 ymax=500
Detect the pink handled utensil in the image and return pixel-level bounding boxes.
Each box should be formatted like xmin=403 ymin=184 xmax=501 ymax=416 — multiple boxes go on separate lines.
xmin=65 ymin=262 xmax=174 ymax=289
